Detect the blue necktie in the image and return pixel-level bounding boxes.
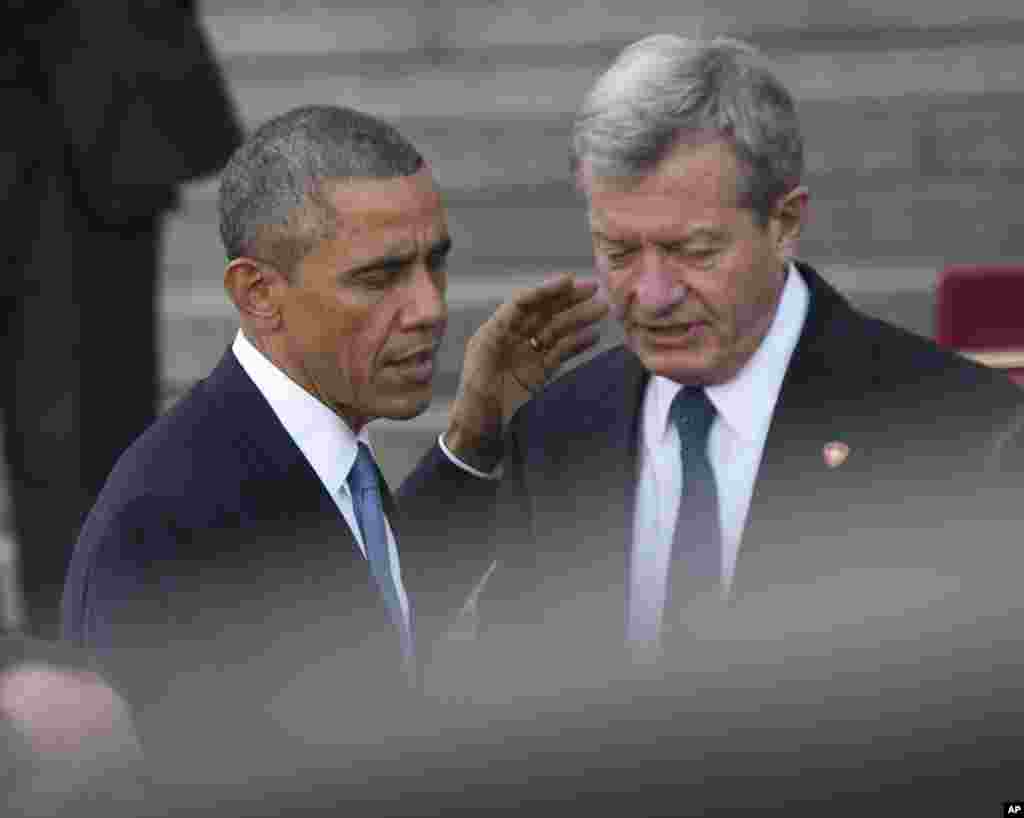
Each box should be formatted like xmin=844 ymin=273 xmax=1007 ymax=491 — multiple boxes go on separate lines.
xmin=665 ymin=386 xmax=722 ymax=622
xmin=347 ymin=443 xmax=415 ymax=670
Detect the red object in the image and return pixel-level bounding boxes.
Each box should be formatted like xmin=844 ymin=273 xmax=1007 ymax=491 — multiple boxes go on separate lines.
xmin=936 ymin=265 xmax=1024 ymax=385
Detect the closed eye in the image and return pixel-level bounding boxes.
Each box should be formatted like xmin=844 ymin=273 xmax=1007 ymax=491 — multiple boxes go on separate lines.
xmin=664 ymin=243 xmax=720 ymax=265
xmin=603 ymin=246 xmax=637 ymax=266
xmin=356 ymin=263 xmax=405 ymax=288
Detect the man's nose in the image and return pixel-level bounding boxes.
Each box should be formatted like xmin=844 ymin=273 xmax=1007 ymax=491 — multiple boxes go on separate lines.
xmin=632 ymin=247 xmax=685 ymax=315
xmin=402 ymin=263 xmax=447 ymax=330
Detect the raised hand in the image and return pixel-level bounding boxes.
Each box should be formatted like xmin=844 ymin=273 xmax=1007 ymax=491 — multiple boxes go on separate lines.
xmin=445 ymin=274 xmax=609 ymax=471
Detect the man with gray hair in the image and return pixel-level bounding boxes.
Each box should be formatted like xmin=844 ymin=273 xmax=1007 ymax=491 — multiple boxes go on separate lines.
xmin=404 ymin=34 xmax=1023 ymax=669
xmin=389 ymin=34 xmax=1024 ymax=811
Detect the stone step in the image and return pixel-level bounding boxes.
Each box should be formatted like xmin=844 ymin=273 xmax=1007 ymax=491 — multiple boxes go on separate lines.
xmin=436 ymin=2 xmax=1024 ymax=52
xmin=176 ymin=87 xmax=1024 ymax=207
xmin=201 ymin=2 xmax=1024 ymax=58
xmin=203 ymin=4 xmax=431 ymax=58
xmin=210 ymin=37 xmax=1024 ymax=131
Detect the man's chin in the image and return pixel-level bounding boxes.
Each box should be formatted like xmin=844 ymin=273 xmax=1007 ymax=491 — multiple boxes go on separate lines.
xmin=632 ymin=342 xmax=723 ymax=386
xmin=379 ymin=390 xmax=434 ymax=421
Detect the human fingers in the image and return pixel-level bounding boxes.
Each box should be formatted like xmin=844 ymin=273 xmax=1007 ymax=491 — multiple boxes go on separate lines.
xmin=483 ymin=275 xmax=573 ymax=344
xmin=541 ymin=325 xmax=604 ymax=372
xmin=507 ymin=272 xmax=576 ymax=313
xmin=485 ymin=275 xmax=602 ymax=355
xmin=528 ymin=295 xmax=609 ymax=353
xmin=524 ymin=277 xmax=601 ymax=318
xmin=502 ymin=276 xmax=601 ymax=341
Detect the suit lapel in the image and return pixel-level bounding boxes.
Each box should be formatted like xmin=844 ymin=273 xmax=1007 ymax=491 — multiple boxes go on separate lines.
xmin=734 ymin=263 xmax=880 ymax=593
xmin=203 ymin=349 xmax=374 ymax=584
xmin=206 ymin=349 xmax=345 ymax=520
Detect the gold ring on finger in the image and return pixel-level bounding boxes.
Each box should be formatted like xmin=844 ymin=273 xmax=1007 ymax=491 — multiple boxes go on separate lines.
xmin=528 ymin=335 xmax=543 ymax=352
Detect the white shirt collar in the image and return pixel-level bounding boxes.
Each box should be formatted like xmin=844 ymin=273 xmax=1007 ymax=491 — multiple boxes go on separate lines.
xmin=646 ymin=262 xmax=810 ymax=446
xmin=231 ymin=330 xmax=369 ymax=496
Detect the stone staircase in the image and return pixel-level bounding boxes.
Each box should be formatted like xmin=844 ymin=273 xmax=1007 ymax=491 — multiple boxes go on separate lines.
xmin=153 ymin=1 xmax=1024 ymax=484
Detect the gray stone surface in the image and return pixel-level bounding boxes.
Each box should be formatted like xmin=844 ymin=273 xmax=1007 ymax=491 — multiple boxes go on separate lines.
xmin=930 ymin=94 xmax=1024 ymax=173
xmin=438 ymin=1 xmax=1024 ymax=50
xmin=210 ymin=40 xmax=1024 ymax=131
xmin=203 ymin=2 xmax=1024 ymax=55
xmin=204 ymin=4 xmax=434 ymax=57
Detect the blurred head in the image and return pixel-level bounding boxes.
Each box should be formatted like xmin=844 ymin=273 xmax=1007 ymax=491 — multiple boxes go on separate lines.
xmin=572 ymin=35 xmax=808 ymax=385
xmin=0 ymin=662 xmax=138 ymax=759
xmin=220 ymin=106 xmax=450 ymax=432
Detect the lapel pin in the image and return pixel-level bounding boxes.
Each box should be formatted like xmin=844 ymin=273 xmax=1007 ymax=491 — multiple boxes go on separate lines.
xmin=822 ymin=441 xmax=850 ymax=469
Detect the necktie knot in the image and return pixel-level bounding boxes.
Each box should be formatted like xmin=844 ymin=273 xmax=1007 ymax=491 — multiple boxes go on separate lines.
xmin=669 ymin=386 xmax=716 ymax=448
xmin=347 ymin=442 xmax=380 ymax=497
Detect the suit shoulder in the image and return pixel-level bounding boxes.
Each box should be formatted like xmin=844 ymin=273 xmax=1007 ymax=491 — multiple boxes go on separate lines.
xmin=98 ymin=375 xmax=255 ymax=514
xmin=534 ymin=345 xmax=638 ymax=406
xmin=508 ymin=345 xmax=643 ymax=445
xmin=67 ymin=381 xmax=263 ymax=636
xmin=858 ymin=312 xmax=1021 ymax=401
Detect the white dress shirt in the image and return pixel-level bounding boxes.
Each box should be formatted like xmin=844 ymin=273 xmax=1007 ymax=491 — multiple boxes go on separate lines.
xmin=231 ymin=331 xmax=411 ymax=629
xmin=627 ymin=264 xmax=809 ymax=641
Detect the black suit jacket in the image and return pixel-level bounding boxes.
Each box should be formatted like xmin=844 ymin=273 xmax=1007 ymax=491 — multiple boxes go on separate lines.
xmin=402 ymin=261 xmax=1024 ymax=663
xmin=61 ymin=350 xmax=443 ymax=777
xmin=3 ymin=0 xmax=241 ymax=256
xmin=395 ymin=262 xmax=1024 ymax=811
xmin=45 ymin=0 xmax=242 ymax=228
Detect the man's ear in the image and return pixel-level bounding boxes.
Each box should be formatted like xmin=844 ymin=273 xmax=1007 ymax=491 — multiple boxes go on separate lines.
xmin=224 ymin=257 xmax=287 ymax=331
xmin=772 ymin=185 xmax=809 ymax=262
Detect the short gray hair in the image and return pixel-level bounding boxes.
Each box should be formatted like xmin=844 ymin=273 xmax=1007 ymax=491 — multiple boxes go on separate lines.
xmin=218 ymin=105 xmax=425 ymax=275
xmin=571 ymin=35 xmax=803 ymax=225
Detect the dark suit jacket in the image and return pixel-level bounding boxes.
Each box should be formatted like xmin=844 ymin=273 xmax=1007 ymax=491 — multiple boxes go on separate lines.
xmin=44 ymin=0 xmax=242 ymax=229
xmin=395 ymin=261 xmax=1024 ymax=810
xmin=402 ymin=260 xmax=1023 ymax=664
xmin=61 ymin=350 xmax=447 ymax=779
xmin=4 ymin=1 xmax=241 ymax=248
xmin=2 ymin=1 xmax=242 ymax=638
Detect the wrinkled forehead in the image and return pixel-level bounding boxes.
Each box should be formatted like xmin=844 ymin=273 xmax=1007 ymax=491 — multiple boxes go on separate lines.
xmin=584 ymin=140 xmax=741 ymax=213
xmin=306 ymin=169 xmax=449 ymax=271
xmin=584 ymin=141 xmax=743 ymax=240
xmin=321 ymin=166 xmax=446 ymax=233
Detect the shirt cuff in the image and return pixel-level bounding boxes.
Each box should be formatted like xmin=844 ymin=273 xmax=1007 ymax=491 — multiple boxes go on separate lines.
xmin=437 ymin=433 xmax=504 ymax=480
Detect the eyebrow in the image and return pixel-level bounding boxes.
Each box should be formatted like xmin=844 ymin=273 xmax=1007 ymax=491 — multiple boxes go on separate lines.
xmin=345 ymin=235 xmax=452 ymax=277
xmin=591 ymin=228 xmax=726 ymax=245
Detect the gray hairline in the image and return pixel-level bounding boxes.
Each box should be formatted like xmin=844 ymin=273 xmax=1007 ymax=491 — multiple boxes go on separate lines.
xmin=570 ymin=34 xmax=804 ymax=224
